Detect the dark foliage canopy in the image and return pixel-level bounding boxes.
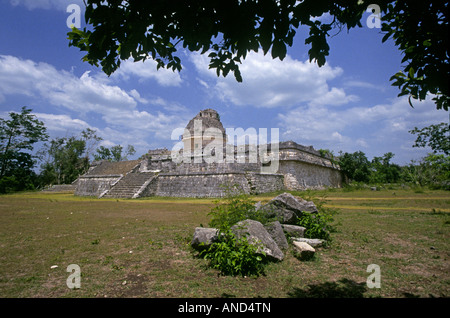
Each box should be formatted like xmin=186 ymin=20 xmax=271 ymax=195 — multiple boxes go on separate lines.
xmin=68 ymin=0 xmax=448 ymax=110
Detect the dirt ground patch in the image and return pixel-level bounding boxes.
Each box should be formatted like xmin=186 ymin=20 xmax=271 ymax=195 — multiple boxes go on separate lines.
xmin=0 ymin=189 xmax=449 ymax=298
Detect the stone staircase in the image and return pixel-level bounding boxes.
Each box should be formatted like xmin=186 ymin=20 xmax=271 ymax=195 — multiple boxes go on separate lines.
xmin=42 ymin=184 xmax=77 ymax=192
xmin=101 ymin=172 xmax=155 ymax=199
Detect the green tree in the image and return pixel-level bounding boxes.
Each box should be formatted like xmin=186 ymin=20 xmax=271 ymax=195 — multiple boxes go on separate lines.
xmin=319 ymin=148 xmax=336 ymax=160
xmin=338 ymin=151 xmax=371 ymax=183
xmin=68 ymin=0 xmax=448 ymax=110
xmin=39 ymin=136 xmax=88 ymax=185
xmin=382 ymin=1 xmax=449 ymax=110
xmin=369 ymin=152 xmax=401 ymax=183
xmin=94 ymin=144 xmax=136 ymax=162
xmin=406 ymin=122 xmax=449 ymax=189
xmin=420 ymin=154 xmax=449 ymax=189
xmin=0 ymin=107 xmax=48 ymax=193
xmin=409 ymin=122 xmax=450 ymax=155
xmin=81 ymin=127 xmax=103 ymax=161
xmin=402 ymin=154 xmax=449 ymax=189
xmin=39 ymin=129 xmax=102 ymax=186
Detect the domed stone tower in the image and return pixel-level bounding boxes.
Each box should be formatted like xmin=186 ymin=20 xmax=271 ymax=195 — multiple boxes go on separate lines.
xmin=182 ymin=109 xmax=227 ymax=153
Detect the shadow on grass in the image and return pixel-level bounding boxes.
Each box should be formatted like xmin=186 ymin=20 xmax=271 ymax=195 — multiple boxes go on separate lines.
xmin=287 ymin=278 xmax=368 ymax=298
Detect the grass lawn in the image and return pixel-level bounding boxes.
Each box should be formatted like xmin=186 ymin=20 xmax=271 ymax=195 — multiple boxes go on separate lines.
xmin=0 ymin=188 xmax=449 ymax=298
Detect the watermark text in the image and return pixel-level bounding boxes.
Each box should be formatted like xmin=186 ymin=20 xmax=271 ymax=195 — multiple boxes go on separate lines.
xmin=66 ymin=4 xmax=81 ymax=29
xmin=170 ymin=120 xmax=280 ymax=173
xmin=366 ymin=264 xmax=381 ymax=288
xmin=66 ymin=264 xmax=81 ymax=289
xmin=366 ymin=4 xmax=382 ymax=29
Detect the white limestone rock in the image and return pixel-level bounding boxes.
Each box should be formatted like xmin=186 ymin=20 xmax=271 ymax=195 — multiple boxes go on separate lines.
xmin=292 ymin=241 xmax=316 ymax=260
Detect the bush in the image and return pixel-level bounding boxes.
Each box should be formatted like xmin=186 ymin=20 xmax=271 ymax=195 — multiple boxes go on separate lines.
xmin=0 ymin=176 xmax=20 ymax=194
xmin=296 ymin=212 xmax=334 ymax=242
xmin=199 ymin=229 xmax=267 ymax=277
xmin=200 ymin=184 xmax=273 ymax=276
xmin=296 ymin=195 xmax=339 ymax=243
xmin=208 ymin=184 xmax=277 ymax=230
xmin=199 ymin=185 xmax=339 ymax=275
xmin=0 ymin=175 xmax=36 ymax=194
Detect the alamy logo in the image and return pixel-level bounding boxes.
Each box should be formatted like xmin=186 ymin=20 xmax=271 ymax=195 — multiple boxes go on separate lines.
xmin=366 ymin=4 xmax=382 ymax=29
xmin=66 ymin=264 xmax=81 ymax=289
xmin=366 ymin=264 xmax=381 ymax=288
xmin=66 ymin=4 xmax=81 ymax=29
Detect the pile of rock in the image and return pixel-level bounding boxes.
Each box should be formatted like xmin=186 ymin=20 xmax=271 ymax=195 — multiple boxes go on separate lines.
xmin=191 ymin=192 xmax=325 ymax=261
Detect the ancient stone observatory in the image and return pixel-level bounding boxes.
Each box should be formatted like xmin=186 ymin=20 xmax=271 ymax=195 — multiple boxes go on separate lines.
xmin=75 ymin=109 xmax=342 ymax=198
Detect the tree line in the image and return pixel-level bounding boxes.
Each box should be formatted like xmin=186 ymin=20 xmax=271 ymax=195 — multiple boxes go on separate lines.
xmin=1 ymin=107 xmax=448 ymax=194
xmin=334 ymin=150 xmax=449 ymax=189
xmin=322 ymin=122 xmax=449 ymax=190
xmin=0 ymin=107 xmax=135 ymax=193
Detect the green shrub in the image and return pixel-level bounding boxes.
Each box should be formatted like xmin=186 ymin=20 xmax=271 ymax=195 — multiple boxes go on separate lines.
xmin=208 ymin=184 xmax=278 ymax=230
xmin=296 ymin=196 xmax=339 ymax=243
xmin=296 ymin=212 xmax=333 ymax=242
xmin=200 ymin=184 xmax=273 ymax=276
xmin=200 ymin=185 xmax=339 ymax=275
xmin=199 ymin=229 xmax=267 ymax=277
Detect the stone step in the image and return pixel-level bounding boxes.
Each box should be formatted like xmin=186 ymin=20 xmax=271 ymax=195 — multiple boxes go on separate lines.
xmin=102 ymin=172 xmax=155 ymax=198
xmin=109 ymin=186 xmax=142 ymax=190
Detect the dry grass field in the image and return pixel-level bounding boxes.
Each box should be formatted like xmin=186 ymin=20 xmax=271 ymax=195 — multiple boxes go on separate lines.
xmin=0 ymin=187 xmax=449 ymax=298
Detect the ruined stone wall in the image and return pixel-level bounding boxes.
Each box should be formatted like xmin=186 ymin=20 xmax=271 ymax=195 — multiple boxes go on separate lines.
xmin=139 ymin=172 xmax=284 ymax=198
xmin=141 ymin=157 xmax=261 ymax=174
xmin=74 ymin=140 xmax=343 ymax=198
xmin=248 ymin=173 xmax=285 ymax=194
xmin=131 ymin=141 xmax=343 ymax=197
xmin=152 ymin=173 xmax=248 ymax=197
xmin=279 ymin=160 xmax=343 ymax=190
xmin=278 ymin=142 xmax=337 ymax=169
xmin=275 ymin=141 xmax=342 ymax=190
xmin=74 ymin=175 xmax=122 ymax=197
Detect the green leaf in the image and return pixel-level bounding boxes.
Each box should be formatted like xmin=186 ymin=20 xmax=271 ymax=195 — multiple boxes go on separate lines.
xmin=422 ymin=39 xmax=431 ymax=47
xmin=234 ymin=69 xmax=243 ymax=83
xmin=271 ymin=40 xmax=287 ymax=60
xmin=408 ymin=95 xmax=415 ymax=108
xmin=381 ymin=32 xmax=391 ymax=43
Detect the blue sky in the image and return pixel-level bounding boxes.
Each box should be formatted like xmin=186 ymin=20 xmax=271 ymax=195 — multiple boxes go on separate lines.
xmin=0 ymin=0 xmax=448 ymax=165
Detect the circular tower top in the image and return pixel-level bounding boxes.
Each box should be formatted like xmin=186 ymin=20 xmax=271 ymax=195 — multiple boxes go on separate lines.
xmin=183 ymin=108 xmax=227 ymax=151
xmin=185 ymin=108 xmax=225 ymax=134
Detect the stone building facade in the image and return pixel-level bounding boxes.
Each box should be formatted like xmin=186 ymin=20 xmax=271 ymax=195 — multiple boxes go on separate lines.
xmin=75 ymin=109 xmax=342 ymax=198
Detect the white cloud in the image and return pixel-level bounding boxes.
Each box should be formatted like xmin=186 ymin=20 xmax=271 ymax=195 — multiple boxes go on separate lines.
xmin=191 ymin=51 xmax=357 ymax=108
xmin=33 ymin=110 xmax=187 ymax=158
xmin=0 ymin=55 xmax=44 ymax=98
xmin=356 ymin=138 xmax=369 ymax=148
xmin=49 ymin=71 xmax=138 ymax=113
xmin=35 ymin=113 xmax=91 ymax=133
xmin=0 ymin=55 xmax=191 ymax=156
xmin=331 ymin=131 xmax=345 ymax=142
xmin=309 ymin=87 xmax=359 ymax=107
xmin=278 ymin=96 xmax=447 ymax=163
xmin=279 ymin=105 xmax=347 ymax=144
xmin=0 ymin=55 xmax=137 ymax=114
xmin=343 ymin=80 xmax=385 ymax=91
xmin=113 ymin=58 xmax=183 ymax=87
xmin=129 ymin=89 xmax=149 ymax=104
